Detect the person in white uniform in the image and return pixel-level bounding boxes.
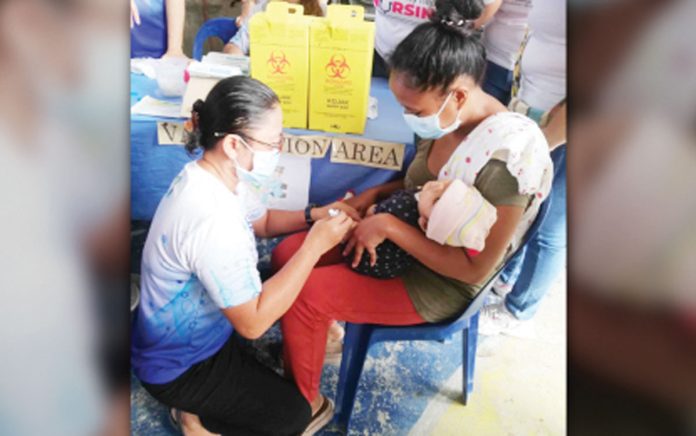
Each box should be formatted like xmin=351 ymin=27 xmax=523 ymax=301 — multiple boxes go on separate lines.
xmin=481 ymin=0 xmax=533 ymax=105
xmin=132 ymin=76 xmax=359 ymax=435
xmin=480 ymin=0 xmax=567 ymax=337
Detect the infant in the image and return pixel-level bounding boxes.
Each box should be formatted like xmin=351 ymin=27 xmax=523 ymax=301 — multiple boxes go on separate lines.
xmin=347 ymin=179 xmax=498 ymax=279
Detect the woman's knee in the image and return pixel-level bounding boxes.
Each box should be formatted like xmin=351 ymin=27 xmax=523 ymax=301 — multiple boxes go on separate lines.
xmin=284 ymin=271 xmax=335 ymax=326
xmin=300 ymin=270 xmax=335 ymax=304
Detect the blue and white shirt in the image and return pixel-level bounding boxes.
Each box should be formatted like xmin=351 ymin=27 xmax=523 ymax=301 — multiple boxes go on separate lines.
xmin=228 ymin=0 xmax=270 ymax=55
xmin=131 ymin=161 xmax=266 ymax=384
xmin=131 ymin=0 xmax=167 ymax=58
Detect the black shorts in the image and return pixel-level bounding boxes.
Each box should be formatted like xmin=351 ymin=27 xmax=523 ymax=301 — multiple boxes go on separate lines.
xmin=140 ymin=334 xmax=311 ymax=436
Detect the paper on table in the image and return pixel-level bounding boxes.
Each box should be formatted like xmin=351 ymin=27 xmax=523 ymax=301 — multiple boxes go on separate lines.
xmin=201 ymin=53 xmax=250 ymax=75
xmin=130 ymin=57 xmax=158 ymax=79
xmin=131 ymin=96 xmax=184 ymax=119
xmin=187 ymin=61 xmax=243 ymax=79
xmin=266 ymin=153 xmax=312 ymax=211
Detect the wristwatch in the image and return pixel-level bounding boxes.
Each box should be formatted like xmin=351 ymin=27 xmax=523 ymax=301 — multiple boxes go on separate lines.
xmin=304 ymin=203 xmax=317 ymax=226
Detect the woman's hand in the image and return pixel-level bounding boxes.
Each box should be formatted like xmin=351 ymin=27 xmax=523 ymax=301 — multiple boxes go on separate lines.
xmin=304 ymin=212 xmax=355 ymax=256
xmin=342 ymin=214 xmax=392 ymax=268
xmin=344 ymin=188 xmax=379 ymax=217
xmin=417 ymin=180 xmax=450 ymax=219
xmin=311 ymin=201 xmax=362 ymax=223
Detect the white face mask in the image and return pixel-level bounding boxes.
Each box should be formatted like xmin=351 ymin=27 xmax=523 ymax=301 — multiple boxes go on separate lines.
xmin=232 ymin=136 xmax=281 ymax=190
xmin=402 ymin=92 xmax=463 ymax=139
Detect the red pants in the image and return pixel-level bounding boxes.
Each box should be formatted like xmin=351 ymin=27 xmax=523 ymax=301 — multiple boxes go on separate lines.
xmin=272 ymin=231 xmax=425 ymax=403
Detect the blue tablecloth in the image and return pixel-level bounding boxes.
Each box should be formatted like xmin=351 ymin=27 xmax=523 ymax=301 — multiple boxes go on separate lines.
xmin=131 ymin=73 xmax=416 ymax=220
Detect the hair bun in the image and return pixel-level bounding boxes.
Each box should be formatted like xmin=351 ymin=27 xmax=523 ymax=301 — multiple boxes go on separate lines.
xmin=431 ymin=0 xmax=483 ymax=36
xmin=191 ymin=99 xmax=205 ymax=131
xmin=192 ymin=99 xmax=205 ymax=112
xmin=185 ymin=99 xmax=206 ymax=154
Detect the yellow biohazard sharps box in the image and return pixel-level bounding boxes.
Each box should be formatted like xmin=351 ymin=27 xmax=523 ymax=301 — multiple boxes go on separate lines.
xmin=250 ymin=2 xmax=311 ymax=129
xmin=309 ymin=5 xmax=375 ymax=134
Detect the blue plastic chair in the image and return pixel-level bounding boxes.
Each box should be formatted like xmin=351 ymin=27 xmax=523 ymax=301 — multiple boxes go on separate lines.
xmin=192 ymin=17 xmax=238 ymax=61
xmin=334 ymin=197 xmax=552 ymax=430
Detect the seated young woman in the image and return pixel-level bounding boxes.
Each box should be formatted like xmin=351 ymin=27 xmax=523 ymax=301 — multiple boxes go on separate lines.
xmin=272 ymin=0 xmax=552 ymax=416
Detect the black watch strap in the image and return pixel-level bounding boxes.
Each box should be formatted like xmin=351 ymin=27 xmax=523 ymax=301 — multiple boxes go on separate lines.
xmin=305 ymin=203 xmax=317 ymax=225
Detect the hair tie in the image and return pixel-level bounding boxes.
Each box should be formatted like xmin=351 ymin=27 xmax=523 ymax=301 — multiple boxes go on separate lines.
xmin=440 ymin=17 xmax=476 ymax=32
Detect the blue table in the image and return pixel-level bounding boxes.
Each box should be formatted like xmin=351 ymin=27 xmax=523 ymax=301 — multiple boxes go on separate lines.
xmin=131 ymin=72 xmax=416 ymax=220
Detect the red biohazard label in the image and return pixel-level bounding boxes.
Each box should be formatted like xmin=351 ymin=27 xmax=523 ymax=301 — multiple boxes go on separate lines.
xmin=267 ymin=51 xmax=290 ymax=75
xmin=325 ymin=54 xmax=351 ymax=79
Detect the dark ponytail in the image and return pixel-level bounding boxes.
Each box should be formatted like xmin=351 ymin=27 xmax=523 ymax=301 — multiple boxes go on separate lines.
xmin=185 ymin=76 xmax=280 ymax=155
xmin=390 ymin=0 xmax=487 ymax=92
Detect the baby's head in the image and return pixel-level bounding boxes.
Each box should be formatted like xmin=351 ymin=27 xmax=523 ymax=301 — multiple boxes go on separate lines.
xmin=417 ymin=180 xmax=453 ymax=231
xmin=416 ymin=179 xmax=498 ymax=251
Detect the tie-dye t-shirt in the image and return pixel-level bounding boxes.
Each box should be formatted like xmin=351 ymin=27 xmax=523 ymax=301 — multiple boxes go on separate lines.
xmin=131 ymin=161 xmax=267 ymax=384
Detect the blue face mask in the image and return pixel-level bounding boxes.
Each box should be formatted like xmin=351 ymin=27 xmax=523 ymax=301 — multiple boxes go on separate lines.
xmin=233 ymin=136 xmax=281 ymax=191
xmin=402 ymin=92 xmax=462 ymax=139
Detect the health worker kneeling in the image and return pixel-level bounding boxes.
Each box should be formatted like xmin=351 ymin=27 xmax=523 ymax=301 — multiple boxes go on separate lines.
xmin=131 ymin=76 xmax=356 ymax=436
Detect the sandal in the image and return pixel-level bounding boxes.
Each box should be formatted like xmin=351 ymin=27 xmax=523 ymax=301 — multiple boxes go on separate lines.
xmin=169 ymin=408 xmax=220 ymax=436
xmin=302 ymin=395 xmax=335 ymax=435
xmin=169 ymin=408 xmax=183 ymax=434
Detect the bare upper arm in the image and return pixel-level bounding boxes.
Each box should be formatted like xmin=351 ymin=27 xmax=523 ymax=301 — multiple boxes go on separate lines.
xmin=221 ymin=296 xmax=263 ymax=339
xmin=466 ymin=204 xmax=525 ymax=282
xmin=250 ymin=212 xmax=268 ymax=237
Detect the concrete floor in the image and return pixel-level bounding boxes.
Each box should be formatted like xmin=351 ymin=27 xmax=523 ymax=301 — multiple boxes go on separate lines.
xmin=411 ymin=273 xmax=567 ymax=436
xmin=131 ymin=232 xmax=566 ymax=435
xmin=132 ymin=273 xmax=566 ymax=435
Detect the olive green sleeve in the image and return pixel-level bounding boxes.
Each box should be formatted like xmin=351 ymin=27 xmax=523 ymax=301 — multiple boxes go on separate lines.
xmin=474 ymin=159 xmax=531 ymax=208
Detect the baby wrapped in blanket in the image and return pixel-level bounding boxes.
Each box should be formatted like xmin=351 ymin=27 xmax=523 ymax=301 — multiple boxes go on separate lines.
xmin=347 ymin=112 xmax=554 ymax=279
xmin=348 ymin=179 xmax=498 ymax=279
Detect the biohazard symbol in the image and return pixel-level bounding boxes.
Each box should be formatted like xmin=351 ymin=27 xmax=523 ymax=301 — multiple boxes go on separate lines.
xmin=325 ymin=54 xmax=351 ymax=79
xmin=267 ymin=51 xmax=290 ymax=75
